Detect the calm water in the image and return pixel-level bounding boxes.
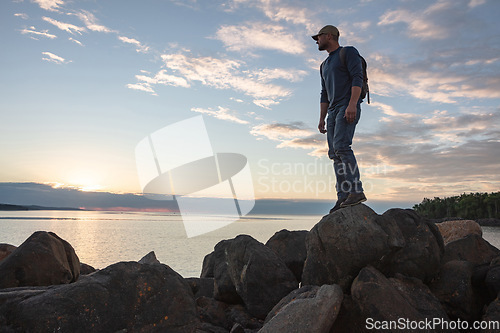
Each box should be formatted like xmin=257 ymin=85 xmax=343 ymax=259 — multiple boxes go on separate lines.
xmin=1 ymin=211 xmax=499 ymax=278
xmin=0 ymin=211 xmax=322 ymax=277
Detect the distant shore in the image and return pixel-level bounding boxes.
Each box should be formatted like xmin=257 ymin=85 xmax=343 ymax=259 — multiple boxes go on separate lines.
xmin=0 ymin=203 xmax=84 ymax=211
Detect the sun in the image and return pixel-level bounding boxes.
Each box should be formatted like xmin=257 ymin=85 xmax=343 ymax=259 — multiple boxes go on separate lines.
xmin=65 ymin=173 xmax=103 ymax=192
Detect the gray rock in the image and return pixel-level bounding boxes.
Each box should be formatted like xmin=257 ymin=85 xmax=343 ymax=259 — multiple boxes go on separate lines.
xmin=429 ymin=260 xmax=489 ymax=322
xmin=259 ymin=284 xmax=343 ymax=333
xmin=138 ymin=251 xmax=160 ymax=265
xmin=379 ymin=208 xmax=444 ymax=283
xmin=213 ymin=235 xmax=298 ymax=319
xmin=0 ymin=261 xmax=199 ymax=332
xmin=187 ymin=277 xmax=214 ymax=299
xmin=302 ymin=204 xmax=405 ymax=291
xmin=265 ymin=229 xmax=308 ymax=282
xmin=351 ymin=266 xmax=451 ymax=330
xmin=0 ymin=231 xmax=80 ymax=288
xmin=442 ymin=234 xmax=500 ymax=265
xmin=0 ymin=243 xmax=16 ymax=262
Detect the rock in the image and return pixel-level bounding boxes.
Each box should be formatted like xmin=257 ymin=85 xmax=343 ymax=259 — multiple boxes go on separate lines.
xmin=197 ymin=296 xmax=229 ymax=330
xmin=429 ymin=260 xmax=487 ymax=322
xmin=351 ymin=266 xmax=450 ymax=327
xmin=186 ymin=277 xmax=214 ymax=299
xmin=436 ymin=219 xmax=482 ymax=245
xmin=442 ymin=234 xmax=500 ymax=265
xmin=80 ymin=262 xmax=96 ymax=275
xmin=213 ymin=240 xmax=243 ymax=305
xmin=214 ymin=235 xmax=298 ymax=319
xmin=378 ymin=208 xmax=444 ymax=283
xmin=482 ymin=297 xmax=500 ymax=333
xmin=265 ymin=229 xmax=308 ymax=282
xmin=302 ymin=204 xmax=405 ymax=291
xmin=138 ymin=251 xmax=161 ymax=265
xmin=201 ymin=251 xmax=215 ymax=278
xmin=0 ymin=244 xmax=16 ymax=262
xmin=0 ymin=261 xmax=200 ymax=332
xmin=264 ymin=285 xmax=319 ymax=323
xmin=196 ymin=322 xmax=229 ymax=333
xmin=485 ymin=256 xmax=500 ymax=297
xmin=0 ymin=231 xmax=80 ymax=288
xmin=224 ymin=304 xmax=262 ymax=331
xmin=260 ymin=284 xmax=343 ymax=333
xmin=229 ymin=323 xmax=245 ymax=333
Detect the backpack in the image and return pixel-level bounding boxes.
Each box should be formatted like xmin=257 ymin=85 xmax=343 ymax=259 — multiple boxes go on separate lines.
xmin=339 ymin=47 xmax=370 ymax=104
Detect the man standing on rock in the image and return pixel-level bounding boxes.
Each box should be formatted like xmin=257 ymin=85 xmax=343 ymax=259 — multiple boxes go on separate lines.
xmin=312 ymin=25 xmax=367 ymax=213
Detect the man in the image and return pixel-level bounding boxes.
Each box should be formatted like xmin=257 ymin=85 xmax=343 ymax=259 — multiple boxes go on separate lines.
xmin=312 ymin=25 xmax=367 ymax=213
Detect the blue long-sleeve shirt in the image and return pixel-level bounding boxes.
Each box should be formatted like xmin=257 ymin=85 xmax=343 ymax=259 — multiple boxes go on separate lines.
xmin=320 ymin=46 xmax=364 ymax=109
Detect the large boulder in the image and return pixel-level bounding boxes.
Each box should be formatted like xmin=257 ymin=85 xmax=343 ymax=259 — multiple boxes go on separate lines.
xmin=213 ymin=235 xmax=298 ymax=319
xmin=442 ymin=234 xmax=500 ymax=265
xmin=265 ymin=229 xmax=308 ymax=282
xmin=350 ymin=266 xmax=450 ymax=329
xmin=379 ymin=208 xmax=444 ymax=283
xmin=0 ymin=261 xmax=200 ymax=332
xmin=0 ymin=243 xmax=16 ymax=262
xmin=0 ymin=231 xmax=80 ymax=288
xmin=302 ymin=204 xmax=405 ymax=291
xmin=429 ymin=260 xmax=488 ymax=322
xmin=260 ymin=284 xmax=343 ymax=333
xmin=436 ymin=220 xmax=482 ymax=245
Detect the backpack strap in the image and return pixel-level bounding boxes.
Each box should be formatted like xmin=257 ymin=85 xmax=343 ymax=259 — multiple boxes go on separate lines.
xmin=339 ymin=46 xmax=346 ymax=68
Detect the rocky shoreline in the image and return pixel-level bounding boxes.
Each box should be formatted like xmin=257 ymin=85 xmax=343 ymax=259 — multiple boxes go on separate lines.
xmin=1 ymin=204 xmax=500 ymax=332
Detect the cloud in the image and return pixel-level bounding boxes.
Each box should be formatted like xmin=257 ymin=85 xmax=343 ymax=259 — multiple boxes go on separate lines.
xmin=191 ymin=106 xmax=249 ymax=124
xmin=32 ymin=0 xmax=65 ymax=12
xmin=250 ymin=122 xmax=314 ymax=141
xmin=41 ymin=51 xmax=70 ymax=64
xmin=20 ymin=26 xmax=57 ymax=39
xmin=368 ymin=52 xmax=500 ymax=104
xmin=215 ymin=22 xmax=305 ymax=54
xmin=14 ymin=13 xmax=29 ymax=19
xmin=126 ymin=83 xmax=157 ymax=95
xmin=68 ymin=37 xmax=83 ymax=46
xmin=73 ymin=10 xmax=116 ymax=33
xmin=126 ymin=51 xmax=294 ymax=107
xmin=42 ymin=16 xmax=85 ymax=35
xmin=118 ymin=36 xmax=150 ymax=53
xmin=226 ymin=0 xmax=315 ymax=30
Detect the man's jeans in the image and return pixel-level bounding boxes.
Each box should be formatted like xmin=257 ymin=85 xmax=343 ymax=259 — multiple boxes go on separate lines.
xmin=327 ymin=103 xmax=363 ymax=201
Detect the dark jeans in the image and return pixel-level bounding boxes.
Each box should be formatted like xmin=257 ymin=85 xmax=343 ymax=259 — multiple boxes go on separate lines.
xmin=327 ymin=103 xmax=363 ymax=201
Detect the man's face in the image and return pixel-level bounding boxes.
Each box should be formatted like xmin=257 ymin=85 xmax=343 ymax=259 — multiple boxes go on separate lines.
xmin=316 ymin=33 xmax=328 ymax=51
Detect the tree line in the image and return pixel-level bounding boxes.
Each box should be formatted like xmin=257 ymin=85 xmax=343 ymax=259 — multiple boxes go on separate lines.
xmin=413 ymin=192 xmax=500 ymax=220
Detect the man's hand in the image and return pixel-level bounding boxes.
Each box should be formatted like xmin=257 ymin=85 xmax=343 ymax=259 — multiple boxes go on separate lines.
xmin=318 ymin=119 xmax=327 ymax=134
xmin=344 ymin=104 xmax=357 ymax=123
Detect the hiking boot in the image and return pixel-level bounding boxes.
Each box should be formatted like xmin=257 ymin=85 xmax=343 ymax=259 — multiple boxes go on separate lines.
xmin=329 ymin=198 xmax=347 ymax=214
xmin=340 ymin=192 xmax=367 ymax=207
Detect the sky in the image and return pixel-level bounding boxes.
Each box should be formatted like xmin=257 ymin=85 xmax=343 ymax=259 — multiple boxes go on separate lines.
xmin=1 ymin=0 xmax=499 ymax=211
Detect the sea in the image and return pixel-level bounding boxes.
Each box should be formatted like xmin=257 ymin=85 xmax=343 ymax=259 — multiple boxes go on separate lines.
xmin=1 ymin=210 xmax=500 ymax=278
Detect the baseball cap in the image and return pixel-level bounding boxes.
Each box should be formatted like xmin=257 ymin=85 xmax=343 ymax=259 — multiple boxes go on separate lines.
xmin=311 ymin=25 xmax=340 ymax=40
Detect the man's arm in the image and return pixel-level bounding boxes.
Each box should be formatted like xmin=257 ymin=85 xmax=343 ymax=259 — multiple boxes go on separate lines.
xmin=318 ymin=102 xmax=328 ymax=133
xmin=345 ymin=86 xmax=361 ymax=123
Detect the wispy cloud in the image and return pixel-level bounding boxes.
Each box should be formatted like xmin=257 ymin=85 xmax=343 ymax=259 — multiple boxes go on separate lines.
xmin=250 ymin=122 xmax=314 ymax=141
xmin=20 ymin=26 xmax=57 ymax=39
xmin=14 ymin=13 xmax=29 ymax=19
xmin=127 ymin=51 xmax=295 ymax=108
xmin=41 ymin=51 xmax=70 ymax=64
xmin=68 ymin=37 xmax=83 ymax=46
xmin=73 ymin=10 xmax=116 ymax=33
xmin=192 ymin=106 xmax=249 ymax=124
xmin=226 ymin=0 xmax=315 ymax=30
xmin=42 ymin=16 xmax=85 ymax=35
xmin=117 ymin=36 xmax=150 ymax=53
xmin=32 ymin=0 xmax=65 ymax=12
xmin=215 ymin=22 xmax=305 ymax=54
